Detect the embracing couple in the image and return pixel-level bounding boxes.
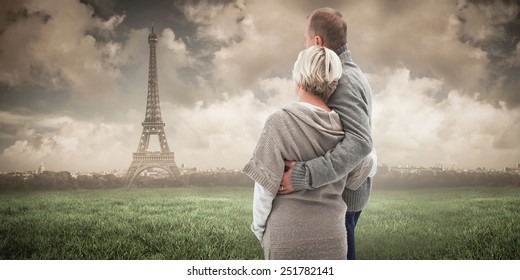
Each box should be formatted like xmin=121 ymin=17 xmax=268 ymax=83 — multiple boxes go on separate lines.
xmin=243 ymin=7 xmax=377 ymax=260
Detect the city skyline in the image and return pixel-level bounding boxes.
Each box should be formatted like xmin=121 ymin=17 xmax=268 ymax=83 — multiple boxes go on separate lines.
xmin=1 ymin=0 xmax=520 ymax=172
xmin=4 ymin=158 xmax=520 ymax=175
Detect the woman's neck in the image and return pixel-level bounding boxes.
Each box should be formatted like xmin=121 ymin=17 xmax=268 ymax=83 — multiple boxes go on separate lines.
xmin=298 ymin=89 xmax=331 ymax=112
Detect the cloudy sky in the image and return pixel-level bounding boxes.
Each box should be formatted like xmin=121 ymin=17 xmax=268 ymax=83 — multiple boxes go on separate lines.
xmin=0 ymin=0 xmax=519 ymax=172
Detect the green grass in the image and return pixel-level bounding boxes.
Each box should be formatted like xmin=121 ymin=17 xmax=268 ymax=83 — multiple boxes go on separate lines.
xmin=1 ymin=186 xmax=519 ymax=260
xmin=357 ymin=187 xmax=520 ymax=260
xmin=0 ymin=187 xmax=261 ymax=260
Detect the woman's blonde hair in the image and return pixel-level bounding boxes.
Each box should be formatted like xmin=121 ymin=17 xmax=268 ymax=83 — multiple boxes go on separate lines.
xmin=292 ymin=46 xmax=342 ymax=100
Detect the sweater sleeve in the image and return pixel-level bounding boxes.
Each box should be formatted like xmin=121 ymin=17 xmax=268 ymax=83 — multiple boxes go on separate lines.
xmin=345 ymin=148 xmax=376 ymax=190
xmin=291 ymin=69 xmax=373 ymax=190
xmin=243 ymin=112 xmax=286 ymax=196
xmin=251 ymin=182 xmax=275 ymax=242
xmin=368 ymin=148 xmax=378 ymax=178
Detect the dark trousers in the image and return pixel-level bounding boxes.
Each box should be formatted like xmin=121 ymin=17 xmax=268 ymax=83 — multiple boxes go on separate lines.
xmin=345 ymin=210 xmax=362 ymax=260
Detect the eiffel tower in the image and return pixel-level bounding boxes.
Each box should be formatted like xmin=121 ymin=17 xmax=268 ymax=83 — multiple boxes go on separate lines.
xmin=126 ymin=25 xmax=181 ymax=187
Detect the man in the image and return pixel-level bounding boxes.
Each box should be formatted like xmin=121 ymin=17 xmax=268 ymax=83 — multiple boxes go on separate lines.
xmin=278 ymin=7 xmax=375 ymax=260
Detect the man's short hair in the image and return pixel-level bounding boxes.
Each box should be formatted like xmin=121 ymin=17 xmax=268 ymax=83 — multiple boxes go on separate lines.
xmin=292 ymin=46 xmax=343 ymax=100
xmin=308 ymin=7 xmax=347 ymax=50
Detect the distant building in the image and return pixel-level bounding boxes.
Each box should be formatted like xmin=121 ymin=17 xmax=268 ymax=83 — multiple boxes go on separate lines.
xmin=36 ymin=162 xmax=45 ymax=174
xmin=377 ymin=164 xmax=389 ymax=175
xmin=389 ymin=165 xmax=421 ymax=174
xmin=504 ymin=165 xmax=520 ymax=174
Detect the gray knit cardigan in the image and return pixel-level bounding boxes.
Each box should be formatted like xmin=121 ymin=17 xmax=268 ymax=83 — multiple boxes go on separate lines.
xmin=243 ymin=102 xmax=372 ymax=196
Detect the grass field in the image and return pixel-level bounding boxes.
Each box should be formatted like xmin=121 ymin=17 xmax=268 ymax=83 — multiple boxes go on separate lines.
xmin=1 ymin=186 xmax=519 ymax=260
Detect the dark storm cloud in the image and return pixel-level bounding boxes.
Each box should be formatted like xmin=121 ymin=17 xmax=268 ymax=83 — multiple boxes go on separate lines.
xmin=0 ymin=0 xmax=27 ymax=29
xmin=79 ymin=0 xmax=117 ymax=20
xmin=457 ymin=0 xmax=520 ymax=108
xmin=0 ymin=0 xmax=125 ymax=100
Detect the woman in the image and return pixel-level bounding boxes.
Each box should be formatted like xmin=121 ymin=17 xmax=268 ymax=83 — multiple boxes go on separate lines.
xmin=243 ymin=46 xmax=372 ymax=259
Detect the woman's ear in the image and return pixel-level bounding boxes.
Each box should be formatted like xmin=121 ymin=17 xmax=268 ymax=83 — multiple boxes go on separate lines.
xmin=315 ymin=35 xmax=324 ymax=47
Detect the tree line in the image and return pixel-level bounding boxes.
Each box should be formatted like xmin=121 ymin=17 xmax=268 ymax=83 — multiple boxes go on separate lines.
xmin=374 ymin=170 xmax=520 ymax=190
xmin=0 ymin=169 xmax=519 ymax=192
xmin=0 ymin=171 xmax=254 ymax=192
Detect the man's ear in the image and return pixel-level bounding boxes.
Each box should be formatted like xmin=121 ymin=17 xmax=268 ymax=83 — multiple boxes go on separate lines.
xmin=315 ymin=35 xmax=324 ymax=46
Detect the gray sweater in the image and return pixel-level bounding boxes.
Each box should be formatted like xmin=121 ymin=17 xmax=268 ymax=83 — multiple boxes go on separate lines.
xmin=291 ymin=45 xmax=374 ymax=212
xmin=244 ymin=103 xmax=345 ymax=195
xmin=245 ymin=102 xmax=375 ymax=244
xmin=244 ymin=102 xmax=350 ymax=259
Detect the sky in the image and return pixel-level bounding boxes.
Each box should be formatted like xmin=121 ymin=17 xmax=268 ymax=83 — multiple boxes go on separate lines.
xmin=0 ymin=0 xmax=519 ymax=172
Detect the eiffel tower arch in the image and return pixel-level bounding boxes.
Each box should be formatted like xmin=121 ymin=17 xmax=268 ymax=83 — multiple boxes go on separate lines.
xmin=126 ymin=25 xmax=180 ymax=187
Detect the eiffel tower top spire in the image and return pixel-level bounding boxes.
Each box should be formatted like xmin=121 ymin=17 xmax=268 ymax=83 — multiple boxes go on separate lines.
xmin=145 ymin=24 xmax=161 ymax=123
